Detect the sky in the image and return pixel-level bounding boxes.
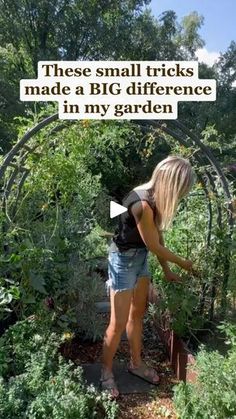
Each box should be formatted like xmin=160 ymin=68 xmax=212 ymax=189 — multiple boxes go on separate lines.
xmin=150 ymin=0 xmax=236 ymax=66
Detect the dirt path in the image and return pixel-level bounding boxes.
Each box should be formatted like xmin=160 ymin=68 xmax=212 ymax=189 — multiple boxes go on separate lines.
xmin=60 ymin=316 xmax=177 ymax=418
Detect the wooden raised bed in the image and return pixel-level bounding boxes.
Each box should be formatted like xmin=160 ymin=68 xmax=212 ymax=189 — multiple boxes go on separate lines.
xmin=156 ymin=326 xmax=197 ymax=383
xmin=148 ymin=285 xmax=197 ymax=383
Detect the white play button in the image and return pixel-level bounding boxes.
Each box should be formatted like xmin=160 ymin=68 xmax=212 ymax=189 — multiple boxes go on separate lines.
xmin=110 ymin=201 xmax=127 ymax=218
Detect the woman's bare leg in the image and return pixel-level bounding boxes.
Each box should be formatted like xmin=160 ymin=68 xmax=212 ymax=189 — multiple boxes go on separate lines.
xmin=126 ymin=277 xmax=149 ymax=367
xmin=102 ymin=289 xmax=133 ymax=376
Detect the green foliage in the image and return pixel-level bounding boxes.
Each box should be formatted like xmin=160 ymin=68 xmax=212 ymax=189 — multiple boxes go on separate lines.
xmin=149 ymin=179 xmax=233 ymax=337
xmin=0 ymin=1 xmax=204 ymax=66
xmin=1 ymin=116 xmax=171 ymax=339
xmin=0 ymin=1 xmax=208 ymax=150
xmin=180 ymin=12 xmax=204 ymax=57
xmin=181 ymin=43 xmax=236 ymax=162
xmin=0 ymin=121 xmax=114 ymax=339
xmin=173 ymin=323 xmax=236 ymax=419
xmin=0 ymin=1 xmax=153 ymax=65
xmin=150 ymin=273 xmax=202 ymax=337
xmin=0 ymin=277 xmax=20 ymax=319
xmin=26 ymin=362 xmax=118 ymax=419
xmin=54 ymin=260 xmax=105 ymax=341
xmin=0 ymin=313 xmax=57 ymax=378
xmin=0 ymin=44 xmax=29 ymax=150
xmin=0 ymin=317 xmax=118 ymax=419
xmin=1 ymin=115 xmax=234 ymax=339
xmin=0 ymin=362 xmax=118 ymax=419
xmin=0 ymin=3 xmax=234 ymax=415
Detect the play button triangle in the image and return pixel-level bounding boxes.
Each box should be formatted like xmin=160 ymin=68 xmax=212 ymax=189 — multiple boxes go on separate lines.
xmin=110 ymin=201 xmax=127 ymax=218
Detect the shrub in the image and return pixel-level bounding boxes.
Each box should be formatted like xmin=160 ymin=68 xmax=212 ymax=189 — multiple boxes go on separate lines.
xmin=149 ymin=187 xmax=233 ymax=337
xmin=0 ymin=359 xmax=118 ymax=419
xmin=173 ymin=323 xmax=236 ymax=419
xmin=0 ymin=124 xmax=109 ymax=340
xmin=0 ymin=317 xmax=118 ymax=419
xmin=0 ymin=313 xmax=58 ymax=378
xmin=54 ymin=259 xmax=105 ymax=341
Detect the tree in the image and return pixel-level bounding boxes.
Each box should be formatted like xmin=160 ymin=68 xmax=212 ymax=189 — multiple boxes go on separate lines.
xmin=0 ymin=0 xmax=153 ymax=70
xmin=0 ymin=0 xmax=205 ymax=150
xmin=179 ymin=11 xmax=205 ymax=57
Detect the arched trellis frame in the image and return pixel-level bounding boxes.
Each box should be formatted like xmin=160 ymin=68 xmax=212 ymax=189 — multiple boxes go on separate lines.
xmin=0 ymin=114 xmax=234 ymax=316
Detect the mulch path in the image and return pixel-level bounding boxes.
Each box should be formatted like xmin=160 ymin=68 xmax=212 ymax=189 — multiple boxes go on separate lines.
xmin=60 ymin=314 xmax=178 ymax=419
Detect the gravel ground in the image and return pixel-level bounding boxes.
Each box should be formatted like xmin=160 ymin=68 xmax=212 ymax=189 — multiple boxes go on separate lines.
xmin=60 ymin=314 xmax=178 ymax=419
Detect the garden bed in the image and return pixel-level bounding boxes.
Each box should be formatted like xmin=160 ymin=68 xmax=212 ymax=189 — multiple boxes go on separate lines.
xmin=149 ymin=287 xmax=197 ymax=383
xmin=155 ymin=314 xmax=234 ymax=383
xmin=156 ymin=326 xmax=197 ymax=383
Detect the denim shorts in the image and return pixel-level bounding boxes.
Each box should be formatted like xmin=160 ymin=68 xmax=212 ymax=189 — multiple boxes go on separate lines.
xmin=106 ymin=248 xmax=151 ymax=293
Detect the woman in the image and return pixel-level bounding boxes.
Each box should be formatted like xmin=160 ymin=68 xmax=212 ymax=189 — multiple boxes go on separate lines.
xmin=101 ymin=156 xmax=196 ymax=398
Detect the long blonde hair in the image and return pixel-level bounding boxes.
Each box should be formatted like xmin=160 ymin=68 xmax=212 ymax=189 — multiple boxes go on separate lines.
xmin=149 ymin=156 xmax=195 ymax=230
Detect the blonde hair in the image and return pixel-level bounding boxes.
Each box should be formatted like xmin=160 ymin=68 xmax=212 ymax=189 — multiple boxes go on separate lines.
xmin=149 ymin=156 xmax=195 ymax=230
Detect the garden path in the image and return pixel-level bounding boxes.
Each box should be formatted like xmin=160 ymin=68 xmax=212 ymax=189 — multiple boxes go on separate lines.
xmin=61 ymin=299 xmax=178 ymax=418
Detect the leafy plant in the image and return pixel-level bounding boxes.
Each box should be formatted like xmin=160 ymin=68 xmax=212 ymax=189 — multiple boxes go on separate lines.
xmin=54 ymin=259 xmax=105 ymax=341
xmin=173 ymin=323 xmax=236 ymax=419
xmin=0 ymin=312 xmax=57 ymax=378
xmin=149 ymin=181 xmax=234 ymax=337
xmin=0 ymin=277 xmax=20 ymax=319
xmin=0 ymin=316 xmax=118 ymax=419
xmin=0 ymin=122 xmax=112 ymax=336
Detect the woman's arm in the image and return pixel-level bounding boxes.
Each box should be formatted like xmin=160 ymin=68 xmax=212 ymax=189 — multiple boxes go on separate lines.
xmin=157 ymin=230 xmax=183 ymax=282
xmin=156 ymin=229 xmax=171 ymax=274
xmin=131 ymin=200 xmax=193 ymax=271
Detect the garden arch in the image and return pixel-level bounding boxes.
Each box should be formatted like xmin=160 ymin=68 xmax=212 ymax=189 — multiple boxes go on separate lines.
xmin=0 ymin=114 xmax=234 ymax=316
xmin=0 ymin=113 xmax=234 ymax=228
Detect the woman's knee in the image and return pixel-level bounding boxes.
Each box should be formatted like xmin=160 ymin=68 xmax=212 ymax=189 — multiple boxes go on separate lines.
xmin=108 ymin=289 xmax=133 ymax=334
xmin=108 ymin=319 xmax=127 ymax=335
xmin=128 ymin=306 xmax=146 ymax=322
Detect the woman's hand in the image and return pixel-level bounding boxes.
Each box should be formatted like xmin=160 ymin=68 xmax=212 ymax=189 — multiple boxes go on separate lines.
xmin=180 ymin=259 xmax=193 ymax=272
xmin=164 ymin=269 xmax=182 ymax=283
xmin=179 ymin=259 xmax=201 ymax=276
xmin=132 ymin=202 xmax=196 ymax=267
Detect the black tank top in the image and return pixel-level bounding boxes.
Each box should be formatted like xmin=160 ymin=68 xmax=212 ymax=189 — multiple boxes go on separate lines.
xmin=110 ymin=188 xmax=156 ymax=251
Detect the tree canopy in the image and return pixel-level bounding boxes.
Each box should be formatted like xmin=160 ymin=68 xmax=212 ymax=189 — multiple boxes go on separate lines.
xmin=0 ymin=0 xmax=235 ymax=167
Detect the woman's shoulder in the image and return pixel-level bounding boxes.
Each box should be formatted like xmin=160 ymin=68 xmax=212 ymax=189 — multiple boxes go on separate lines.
xmin=133 ymin=181 xmax=151 ymax=192
xmin=124 ymin=187 xmax=155 ymax=213
xmin=130 ymin=199 xmax=152 ymax=216
xmin=123 ymin=188 xmax=149 ymax=205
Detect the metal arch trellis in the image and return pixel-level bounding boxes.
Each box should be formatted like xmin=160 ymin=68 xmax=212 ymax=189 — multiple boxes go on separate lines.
xmin=142 ymin=120 xmax=234 ymax=317
xmin=135 ymin=120 xmax=216 ymax=245
xmin=141 ymin=118 xmax=234 ymax=316
xmin=0 ymin=113 xmax=234 ymax=229
xmin=0 ymin=113 xmax=234 ymax=317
